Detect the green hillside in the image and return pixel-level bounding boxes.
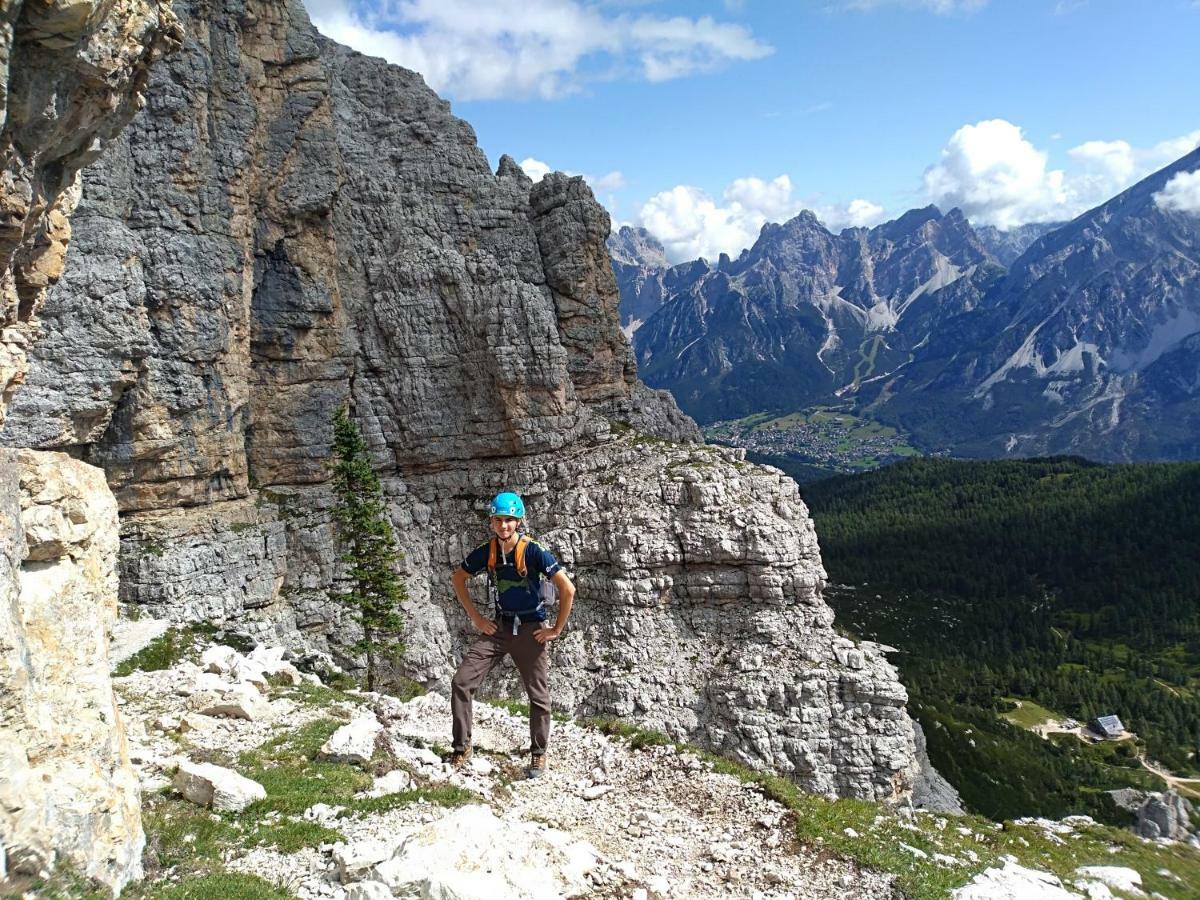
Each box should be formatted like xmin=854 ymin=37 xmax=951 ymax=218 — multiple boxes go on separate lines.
xmin=803 ymin=456 xmax=1200 ymax=821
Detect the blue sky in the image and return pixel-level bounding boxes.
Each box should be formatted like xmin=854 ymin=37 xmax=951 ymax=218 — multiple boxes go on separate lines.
xmin=308 ymin=0 xmax=1200 ymax=262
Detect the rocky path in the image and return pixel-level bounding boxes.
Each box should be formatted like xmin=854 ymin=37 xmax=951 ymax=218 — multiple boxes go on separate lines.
xmin=112 ymin=635 xmax=899 ymax=900
xmin=382 ymin=694 xmax=898 ymax=899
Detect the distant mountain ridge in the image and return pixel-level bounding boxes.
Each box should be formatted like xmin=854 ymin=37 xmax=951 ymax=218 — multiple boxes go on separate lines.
xmin=616 ymin=148 xmax=1200 ymax=461
xmin=624 ymin=205 xmax=1002 ymax=423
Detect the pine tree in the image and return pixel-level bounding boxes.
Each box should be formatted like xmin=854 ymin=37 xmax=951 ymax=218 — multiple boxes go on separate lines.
xmin=330 ymin=407 xmax=407 ymax=691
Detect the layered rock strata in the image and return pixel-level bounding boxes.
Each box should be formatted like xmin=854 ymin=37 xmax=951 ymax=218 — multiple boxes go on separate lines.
xmin=0 ymin=0 xmax=180 ymax=429
xmin=0 ymin=450 xmax=142 ymax=892
xmin=2 ymin=0 xmax=918 ymax=802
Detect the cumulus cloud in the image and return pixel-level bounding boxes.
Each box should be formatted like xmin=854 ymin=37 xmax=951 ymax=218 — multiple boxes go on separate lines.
xmin=307 ymin=0 xmax=772 ymax=101
xmin=922 ymin=120 xmax=1067 ymax=229
xmin=517 ymin=156 xmax=625 ymax=194
xmin=816 ymin=198 xmax=887 ymax=231
xmin=636 ymin=175 xmax=884 ymax=262
xmin=1155 ymin=170 xmax=1200 ymax=215
xmin=924 ymin=120 xmax=1200 ymax=229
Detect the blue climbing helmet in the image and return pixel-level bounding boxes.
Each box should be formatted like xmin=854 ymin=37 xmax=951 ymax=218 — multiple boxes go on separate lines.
xmin=488 ymin=491 xmax=525 ymax=518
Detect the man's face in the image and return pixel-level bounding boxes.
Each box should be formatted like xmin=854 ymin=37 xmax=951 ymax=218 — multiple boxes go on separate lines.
xmin=490 ymin=515 xmax=520 ymax=540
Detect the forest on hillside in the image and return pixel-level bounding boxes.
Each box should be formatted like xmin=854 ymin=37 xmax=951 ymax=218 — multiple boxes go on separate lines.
xmin=802 ymin=457 xmax=1200 ymax=821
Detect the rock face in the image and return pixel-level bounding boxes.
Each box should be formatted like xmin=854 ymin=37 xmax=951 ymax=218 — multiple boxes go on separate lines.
xmin=0 ymin=1 xmax=177 ymax=892
xmin=0 ymin=0 xmax=180 ymax=431
xmin=0 ymin=450 xmax=142 ymax=892
xmin=1135 ymin=790 xmax=1196 ymax=842
xmin=1 ymin=0 xmax=917 ymax=803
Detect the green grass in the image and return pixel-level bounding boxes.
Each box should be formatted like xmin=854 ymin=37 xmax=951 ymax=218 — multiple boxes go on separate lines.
xmin=138 ymin=873 xmax=295 ymax=900
xmin=1000 ymin=697 xmax=1064 ymax=730
xmin=485 ymin=697 xmax=572 ymax=723
xmin=113 ymin=624 xmax=219 ymax=677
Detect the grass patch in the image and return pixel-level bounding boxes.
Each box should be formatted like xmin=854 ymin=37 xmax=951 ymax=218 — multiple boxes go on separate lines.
xmin=486 ymin=697 xmax=571 ymax=723
xmin=388 ymin=676 xmax=428 ymax=702
xmin=113 ymin=624 xmax=219 ymax=676
xmin=1000 ymin=697 xmax=1064 ymax=730
xmin=585 ymin=716 xmax=675 ymax=750
xmin=139 ymin=873 xmax=295 ymax=900
xmin=346 ymin=784 xmax=477 ymax=817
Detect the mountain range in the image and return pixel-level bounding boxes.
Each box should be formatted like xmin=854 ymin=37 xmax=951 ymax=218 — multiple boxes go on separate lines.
xmin=611 ymin=147 xmax=1200 ymax=462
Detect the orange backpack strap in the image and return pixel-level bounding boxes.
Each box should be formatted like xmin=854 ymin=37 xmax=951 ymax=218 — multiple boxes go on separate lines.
xmin=514 ymin=535 xmax=530 ymax=578
xmin=487 ymin=535 xmax=531 ymax=578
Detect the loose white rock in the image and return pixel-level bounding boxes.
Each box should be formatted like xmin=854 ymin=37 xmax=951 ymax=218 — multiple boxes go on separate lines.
xmin=373 ymin=804 xmax=597 ymax=899
xmin=345 ymin=882 xmax=392 ymax=900
xmin=953 ymin=859 xmax=1080 ymax=899
xmin=335 ymin=838 xmax=397 ymax=883
xmin=201 ymin=645 xmax=240 ymax=674
xmin=1075 ymin=866 xmax=1144 ymax=895
xmin=196 ymin=681 xmax=272 ymax=720
xmin=367 ymin=770 xmax=413 ymax=797
xmin=320 ymin=715 xmax=384 ymax=766
xmin=583 ymin=784 xmax=613 ymax=801
xmin=173 ymin=760 xmax=265 ymax=812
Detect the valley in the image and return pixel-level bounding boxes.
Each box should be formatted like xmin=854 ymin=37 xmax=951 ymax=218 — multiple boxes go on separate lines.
xmin=804 ymin=457 xmax=1200 ymax=823
xmin=704 ymin=406 xmax=922 ymax=479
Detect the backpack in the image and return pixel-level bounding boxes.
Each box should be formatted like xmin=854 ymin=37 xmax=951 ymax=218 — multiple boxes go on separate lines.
xmin=486 ymin=534 xmax=559 ymax=608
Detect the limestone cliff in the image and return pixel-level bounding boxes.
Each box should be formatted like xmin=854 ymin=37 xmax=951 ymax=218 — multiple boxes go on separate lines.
xmin=2 ymin=0 xmax=918 ymax=803
xmin=0 ymin=449 xmax=142 ymax=891
xmin=0 ymin=0 xmax=178 ymax=890
xmin=0 ymin=0 xmax=180 ymax=429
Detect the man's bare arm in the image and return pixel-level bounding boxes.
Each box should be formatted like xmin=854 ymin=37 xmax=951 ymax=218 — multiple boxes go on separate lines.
xmin=534 ymin=570 xmax=575 ymax=643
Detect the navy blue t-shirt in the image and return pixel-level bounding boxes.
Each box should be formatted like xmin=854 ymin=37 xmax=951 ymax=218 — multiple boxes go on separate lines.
xmin=461 ymin=539 xmax=561 ymax=620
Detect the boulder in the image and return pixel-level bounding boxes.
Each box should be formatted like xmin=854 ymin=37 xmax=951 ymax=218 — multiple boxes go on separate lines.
xmin=1136 ymin=791 xmax=1195 ymax=842
xmin=195 ymin=682 xmax=272 ymax=720
xmin=373 ymin=804 xmax=597 ymax=899
xmin=1074 ymin=866 xmax=1144 ymax=896
xmin=320 ymin=716 xmax=384 ymax=766
xmin=953 ymin=859 xmax=1080 ymax=899
xmin=173 ymin=760 xmax=265 ymax=812
xmin=201 ymin=645 xmax=240 ymax=674
xmin=368 ymin=770 xmax=413 ymax=797
xmin=334 ymin=838 xmax=396 ymax=883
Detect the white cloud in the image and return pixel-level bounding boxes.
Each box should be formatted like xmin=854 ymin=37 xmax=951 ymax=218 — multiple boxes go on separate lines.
xmin=923 ymin=120 xmax=1067 ymax=229
xmin=307 ymin=0 xmax=772 ymax=101
xmin=1155 ymin=170 xmax=1200 ymax=215
xmin=636 ymin=174 xmax=884 ymax=262
xmin=924 ymin=119 xmax=1200 ymax=229
xmin=518 ymin=157 xmax=552 ymax=181
xmin=816 ymin=198 xmax=887 ymax=231
xmin=517 ymin=156 xmax=625 ymax=194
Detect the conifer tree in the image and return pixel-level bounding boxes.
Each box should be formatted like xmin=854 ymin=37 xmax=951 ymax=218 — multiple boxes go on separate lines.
xmin=330 ymin=407 xmax=406 ymax=691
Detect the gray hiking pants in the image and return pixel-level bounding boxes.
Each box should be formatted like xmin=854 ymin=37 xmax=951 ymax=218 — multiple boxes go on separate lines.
xmin=451 ymin=620 xmax=550 ymax=754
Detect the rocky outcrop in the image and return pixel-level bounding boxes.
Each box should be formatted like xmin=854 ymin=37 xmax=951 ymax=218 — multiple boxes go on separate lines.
xmin=2 ymin=0 xmax=917 ymax=803
xmin=0 ymin=450 xmax=141 ymax=892
xmin=1135 ymin=790 xmax=1197 ymax=843
xmin=911 ymin=720 xmax=965 ymax=814
xmin=0 ymin=0 xmax=180 ymax=430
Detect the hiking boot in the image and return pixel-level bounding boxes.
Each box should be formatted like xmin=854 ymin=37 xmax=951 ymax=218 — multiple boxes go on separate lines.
xmin=527 ymin=752 xmax=547 ymax=779
xmin=449 ymin=747 xmax=472 ymax=769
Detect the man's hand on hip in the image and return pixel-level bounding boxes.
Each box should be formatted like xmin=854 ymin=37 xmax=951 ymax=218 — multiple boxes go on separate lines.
xmin=533 ymin=624 xmax=560 ymax=644
xmin=471 ymin=615 xmax=498 ymax=636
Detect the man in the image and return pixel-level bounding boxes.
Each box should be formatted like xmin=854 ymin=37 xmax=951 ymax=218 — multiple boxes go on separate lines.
xmin=449 ymin=491 xmax=575 ymax=778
